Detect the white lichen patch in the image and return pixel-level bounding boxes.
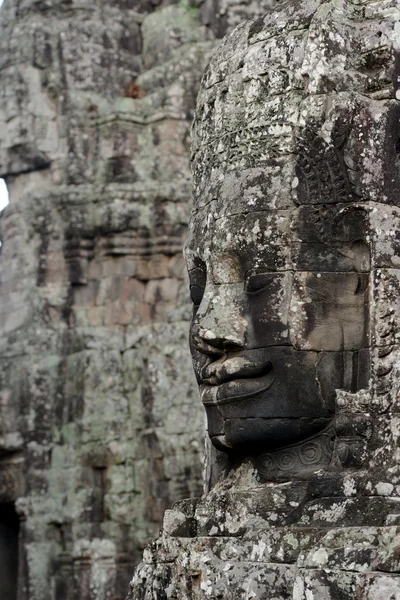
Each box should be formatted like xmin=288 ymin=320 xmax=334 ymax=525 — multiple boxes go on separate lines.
xmin=375 ymin=482 xmax=394 ymax=496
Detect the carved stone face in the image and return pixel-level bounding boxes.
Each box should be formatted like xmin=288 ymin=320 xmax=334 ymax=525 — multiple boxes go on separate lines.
xmin=186 ymin=175 xmax=370 ymax=454
xmin=184 ymin=0 xmax=400 ymax=457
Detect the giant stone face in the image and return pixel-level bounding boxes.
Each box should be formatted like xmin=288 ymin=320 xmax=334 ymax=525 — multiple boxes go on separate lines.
xmin=186 ymin=171 xmax=370 ymax=455
xmin=184 ymin=0 xmax=399 ymax=457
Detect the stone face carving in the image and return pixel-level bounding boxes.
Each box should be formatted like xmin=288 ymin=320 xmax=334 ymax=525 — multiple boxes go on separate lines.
xmin=187 ymin=163 xmax=370 ymax=459
xmin=185 ymin=4 xmax=375 ymax=463
xmin=130 ymin=1 xmax=400 ymax=597
xmin=0 ymin=0 xmax=283 ymax=596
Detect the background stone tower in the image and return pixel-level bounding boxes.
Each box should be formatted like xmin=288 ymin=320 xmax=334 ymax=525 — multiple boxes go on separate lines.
xmin=131 ymin=0 xmax=400 ymax=598
xmin=0 ymin=0 xmax=275 ymax=598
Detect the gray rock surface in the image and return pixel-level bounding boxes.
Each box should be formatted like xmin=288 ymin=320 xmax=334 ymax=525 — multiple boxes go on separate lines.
xmin=130 ymin=0 xmax=400 ymax=597
xmin=0 ymin=0 xmax=280 ymax=598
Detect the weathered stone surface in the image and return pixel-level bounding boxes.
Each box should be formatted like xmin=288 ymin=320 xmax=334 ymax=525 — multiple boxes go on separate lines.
xmin=0 ymin=0 xmax=267 ymax=597
xmin=0 ymin=0 xmax=283 ymax=596
xmin=130 ymin=0 xmax=400 ymax=597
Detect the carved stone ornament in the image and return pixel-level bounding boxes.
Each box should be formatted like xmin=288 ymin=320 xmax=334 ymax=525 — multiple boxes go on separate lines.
xmin=129 ymin=0 xmax=400 ymax=597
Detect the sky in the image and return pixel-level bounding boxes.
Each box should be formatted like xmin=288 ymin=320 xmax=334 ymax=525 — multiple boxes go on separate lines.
xmin=0 ymin=0 xmax=6 ymax=207
xmin=0 ymin=3 xmax=6 ymax=212
xmin=0 ymin=180 xmax=9 ymax=212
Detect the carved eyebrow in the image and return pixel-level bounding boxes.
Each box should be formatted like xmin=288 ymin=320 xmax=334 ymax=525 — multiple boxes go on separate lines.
xmin=188 ymin=265 xmax=206 ymax=274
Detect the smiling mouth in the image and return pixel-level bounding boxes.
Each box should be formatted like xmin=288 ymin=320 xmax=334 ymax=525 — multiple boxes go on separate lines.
xmin=200 ymin=362 xmax=275 ymax=406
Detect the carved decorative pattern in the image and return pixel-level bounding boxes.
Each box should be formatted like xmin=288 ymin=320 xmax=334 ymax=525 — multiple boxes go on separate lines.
xmin=193 ymin=121 xmax=294 ymax=177
xmin=97 ymin=231 xmax=185 ymax=258
xmin=255 ymin=431 xmax=333 ymax=480
xmin=334 ymin=402 xmax=372 ymax=469
xmin=63 ymin=236 xmax=95 ymax=285
xmin=295 ymin=127 xmax=358 ymax=204
xmin=300 ymin=441 xmax=323 ymax=465
xmin=194 ymin=121 xmax=361 ymax=208
xmin=372 ymin=271 xmax=398 ymax=413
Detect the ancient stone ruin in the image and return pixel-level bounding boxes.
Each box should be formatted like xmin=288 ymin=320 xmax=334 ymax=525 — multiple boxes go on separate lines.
xmin=0 ymin=0 xmax=279 ymax=598
xmin=130 ymin=0 xmax=400 ymax=597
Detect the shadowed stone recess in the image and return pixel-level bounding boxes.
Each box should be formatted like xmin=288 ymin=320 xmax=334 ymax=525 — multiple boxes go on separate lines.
xmin=130 ymin=0 xmax=400 ymax=597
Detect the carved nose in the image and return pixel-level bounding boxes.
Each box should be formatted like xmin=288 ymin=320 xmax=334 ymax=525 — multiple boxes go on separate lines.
xmin=191 ymin=324 xmax=245 ymax=356
xmin=191 ymin=283 xmax=247 ymax=355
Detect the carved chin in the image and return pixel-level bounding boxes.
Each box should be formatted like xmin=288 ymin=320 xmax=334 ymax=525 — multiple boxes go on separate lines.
xmin=207 ymin=410 xmax=333 ymax=455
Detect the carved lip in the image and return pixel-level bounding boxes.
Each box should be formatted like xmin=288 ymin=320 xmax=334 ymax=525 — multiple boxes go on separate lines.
xmin=201 ymin=362 xmax=274 ymax=406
